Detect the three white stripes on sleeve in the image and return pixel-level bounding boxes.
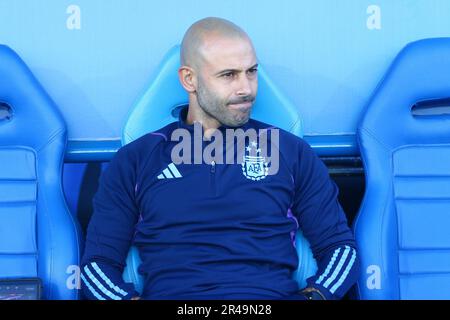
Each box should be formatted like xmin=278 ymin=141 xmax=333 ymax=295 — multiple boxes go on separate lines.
xmin=81 ymin=262 xmax=129 ymax=300
xmin=315 ymin=245 xmax=357 ymax=294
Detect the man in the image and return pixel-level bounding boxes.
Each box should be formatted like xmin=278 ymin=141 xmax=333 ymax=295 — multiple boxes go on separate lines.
xmin=81 ymin=17 xmax=359 ymax=300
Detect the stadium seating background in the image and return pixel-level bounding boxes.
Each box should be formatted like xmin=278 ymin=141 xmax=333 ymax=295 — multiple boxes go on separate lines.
xmin=1 ymin=0 xmax=449 ymax=158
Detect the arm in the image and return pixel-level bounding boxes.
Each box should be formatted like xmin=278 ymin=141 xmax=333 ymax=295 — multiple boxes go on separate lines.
xmin=81 ymin=148 xmax=140 ymax=300
xmin=291 ymin=141 xmax=359 ymax=300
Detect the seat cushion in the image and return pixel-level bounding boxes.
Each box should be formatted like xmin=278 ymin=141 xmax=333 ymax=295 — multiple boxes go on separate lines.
xmin=0 ymin=148 xmax=38 ymax=278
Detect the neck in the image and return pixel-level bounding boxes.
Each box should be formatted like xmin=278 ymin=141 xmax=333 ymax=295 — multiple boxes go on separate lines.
xmin=186 ymin=103 xmax=221 ymax=140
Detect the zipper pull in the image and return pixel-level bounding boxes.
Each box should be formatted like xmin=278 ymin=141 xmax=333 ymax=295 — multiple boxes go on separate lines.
xmin=211 ymin=160 xmax=216 ymax=173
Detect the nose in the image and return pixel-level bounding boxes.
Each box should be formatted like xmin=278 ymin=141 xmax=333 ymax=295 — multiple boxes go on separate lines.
xmin=235 ymin=74 xmax=253 ymax=97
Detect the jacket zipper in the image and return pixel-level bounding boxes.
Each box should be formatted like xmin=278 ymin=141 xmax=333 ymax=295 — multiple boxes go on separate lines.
xmin=210 ymin=160 xmax=216 ymax=195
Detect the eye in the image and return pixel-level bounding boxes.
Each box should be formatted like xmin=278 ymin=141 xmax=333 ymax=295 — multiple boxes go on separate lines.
xmin=221 ymin=72 xmax=235 ymax=78
xmin=247 ymin=68 xmax=258 ymax=75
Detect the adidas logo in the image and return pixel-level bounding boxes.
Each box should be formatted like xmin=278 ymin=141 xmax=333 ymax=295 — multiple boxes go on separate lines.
xmin=157 ymin=163 xmax=183 ymax=179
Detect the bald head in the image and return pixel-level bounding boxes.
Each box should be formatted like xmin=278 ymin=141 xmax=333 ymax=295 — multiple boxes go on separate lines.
xmin=181 ymin=17 xmax=252 ymax=68
xmin=178 ymin=18 xmax=258 ymax=129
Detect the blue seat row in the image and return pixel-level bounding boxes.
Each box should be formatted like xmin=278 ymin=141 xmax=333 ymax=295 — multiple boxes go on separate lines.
xmin=1 ymin=38 xmax=450 ymax=299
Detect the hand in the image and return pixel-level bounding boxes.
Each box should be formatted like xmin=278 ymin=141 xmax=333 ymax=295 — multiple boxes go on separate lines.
xmin=131 ymin=296 xmax=141 ymax=300
xmin=300 ymin=287 xmax=326 ymax=300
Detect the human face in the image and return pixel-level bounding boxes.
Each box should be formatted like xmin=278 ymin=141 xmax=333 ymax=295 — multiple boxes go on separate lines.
xmin=195 ymin=37 xmax=258 ymax=127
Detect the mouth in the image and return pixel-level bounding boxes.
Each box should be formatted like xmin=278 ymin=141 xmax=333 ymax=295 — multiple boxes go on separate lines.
xmin=228 ymin=101 xmax=253 ymax=110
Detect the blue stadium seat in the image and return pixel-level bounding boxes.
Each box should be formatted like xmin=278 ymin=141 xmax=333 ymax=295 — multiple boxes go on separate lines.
xmin=121 ymin=45 xmax=317 ymax=295
xmin=354 ymin=38 xmax=450 ymax=299
xmin=0 ymin=45 xmax=81 ymax=299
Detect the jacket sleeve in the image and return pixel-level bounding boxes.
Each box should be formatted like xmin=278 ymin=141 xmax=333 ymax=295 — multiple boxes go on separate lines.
xmin=291 ymin=141 xmax=360 ymax=300
xmin=81 ymin=147 xmax=140 ymax=300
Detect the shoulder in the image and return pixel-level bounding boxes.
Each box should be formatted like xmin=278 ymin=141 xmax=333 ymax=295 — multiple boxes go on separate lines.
xmin=247 ymin=119 xmax=324 ymax=183
xmin=247 ymin=118 xmax=312 ymax=156
xmin=108 ymin=121 xmax=178 ymax=174
xmin=118 ymin=121 xmax=177 ymax=157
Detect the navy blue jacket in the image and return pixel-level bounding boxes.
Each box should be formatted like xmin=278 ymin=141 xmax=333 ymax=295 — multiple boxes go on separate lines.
xmin=81 ymin=112 xmax=359 ymax=300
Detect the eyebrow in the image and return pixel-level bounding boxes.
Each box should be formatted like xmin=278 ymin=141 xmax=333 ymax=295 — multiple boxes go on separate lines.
xmin=216 ymin=63 xmax=259 ymax=76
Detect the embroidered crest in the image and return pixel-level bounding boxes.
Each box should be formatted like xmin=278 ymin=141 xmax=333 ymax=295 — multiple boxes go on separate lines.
xmin=241 ymin=140 xmax=269 ymax=181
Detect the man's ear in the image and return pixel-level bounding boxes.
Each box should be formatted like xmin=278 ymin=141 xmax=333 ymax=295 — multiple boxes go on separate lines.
xmin=178 ymin=66 xmax=197 ymax=93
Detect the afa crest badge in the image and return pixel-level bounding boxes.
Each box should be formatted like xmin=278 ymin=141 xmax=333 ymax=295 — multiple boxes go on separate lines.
xmin=241 ymin=141 xmax=268 ymax=181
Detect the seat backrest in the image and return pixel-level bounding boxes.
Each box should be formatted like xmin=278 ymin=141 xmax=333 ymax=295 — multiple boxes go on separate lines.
xmin=0 ymin=45 xmax=81 ymax=299
xmin=354 ymin=38 xmax=450 ymax=299
xmin=121 ymin=45 xmax=317 ymax=295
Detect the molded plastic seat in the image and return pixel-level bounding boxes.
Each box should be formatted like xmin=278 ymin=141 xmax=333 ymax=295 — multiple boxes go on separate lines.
xmin=0 ymin=45 xmax=81 ymax=299
xmin=354 ymin=38 xmax=450 ymax=299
